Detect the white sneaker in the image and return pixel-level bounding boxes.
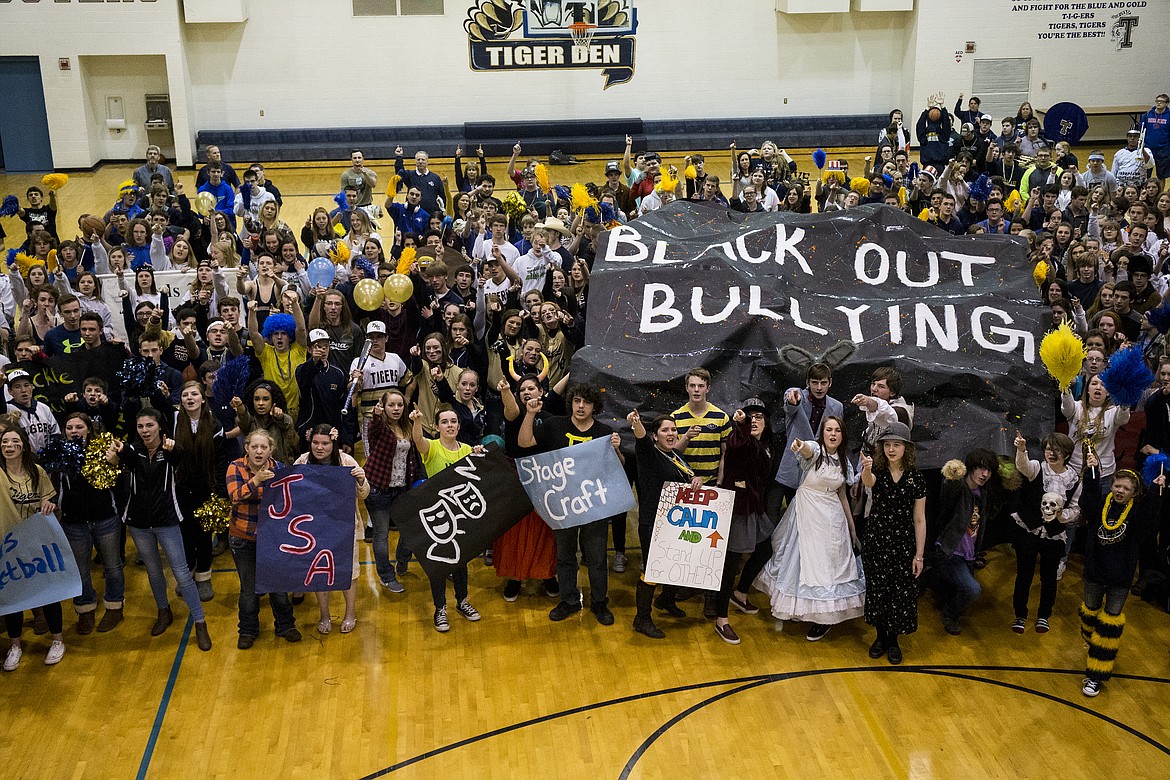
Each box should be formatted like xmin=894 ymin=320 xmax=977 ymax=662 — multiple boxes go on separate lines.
xmin=1057 ymin=561 xmax=1066 ymax=581
xmin=3 ymin=644 xmax=22 ymax=671
xmin=44 ymin=640 xmax=65 ymax=666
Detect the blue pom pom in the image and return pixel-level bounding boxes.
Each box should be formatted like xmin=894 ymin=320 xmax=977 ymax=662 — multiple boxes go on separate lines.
xmin=599 ymin=202 xmax=616 ymax=223
xmin=116 ymin=357 xmax=162 ymax=397
xmin=442 ymin=216 xmax=453 ymax=231
xmin=333 ymin=190 xmax=347 ymax=209
xmin=212 ymin=355 xmax=253 ymax=408
xmin=553 ymin=185 xmax=571 ymax=202
xmin=0 ymin=195 xmax=19 ymax=218
xmin=260 ymin=313 xmax=297 ymax=340
xmin=1142 ymin=452 xmax=1170 ymax=485
xmin=5 ymin=248 xmax=16 ymax=268
xmin=38 ymin=434 xmax=85 ymax=475
xmin=812 ymin=149 xmax=827 ymax=170
xmin=1146 ymin=303 xmax=1170 ymax=334
xmin=969 ymin=174 xmax=992 ymax=202
xmin=356 ymin=257 xmax=378 ymax=280
xmin=1099 ymin=345 xmax=1154 ymax=408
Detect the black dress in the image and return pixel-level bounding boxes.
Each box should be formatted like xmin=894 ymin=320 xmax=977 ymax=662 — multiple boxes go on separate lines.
xmin=863 ymin=468 xmax=926 ymax=636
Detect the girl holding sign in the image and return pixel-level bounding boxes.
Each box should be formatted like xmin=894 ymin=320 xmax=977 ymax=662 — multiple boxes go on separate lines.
xmin=107 ymin=409 xmax=213 ymax=653
xmin=627 ymin=409 xmax=702 ymax=640
xmin=1 ymin=425 xmax=64 ymax=671
xmin=174 ymin=382 xmax=228 ymax=603
xmin=410 ymin=406 xmax=484 ymax=633
xmin=294 ymin=425 xmax=369 ymax=635
xmin=364 ymin=389 xmax=421 ymax=593
xmin=755 ymin=416 xmax=865 ymax=641
xmin=859 ymin=422 xmax=926 ymax=665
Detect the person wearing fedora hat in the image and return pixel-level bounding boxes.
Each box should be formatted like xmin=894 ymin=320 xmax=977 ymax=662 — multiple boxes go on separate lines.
xmin=859 ymin=421 xmax=926 ymax=665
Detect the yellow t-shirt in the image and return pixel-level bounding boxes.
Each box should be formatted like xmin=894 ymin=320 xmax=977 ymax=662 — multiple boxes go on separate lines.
xmin=258 ymin=343 xmax=307 ymax=418
xmin=421 ymin=440 xmax=473 ymax=478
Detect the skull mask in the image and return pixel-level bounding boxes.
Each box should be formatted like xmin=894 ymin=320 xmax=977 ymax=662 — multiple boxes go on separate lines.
xmin=1040 ymin=492 xmax=1063 ymax=523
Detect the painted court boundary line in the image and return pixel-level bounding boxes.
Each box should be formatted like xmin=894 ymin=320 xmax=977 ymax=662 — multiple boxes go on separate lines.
xmin=136 ymin=616 xmax=193 ymax=780
xmin=360 ymin=664 xmax=1170 ymax=778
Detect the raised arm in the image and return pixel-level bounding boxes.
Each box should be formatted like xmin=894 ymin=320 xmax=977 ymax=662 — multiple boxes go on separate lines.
xmin=409 ymin=408 xmax=430 ymax=458
xmin=248 ymin=300 xmax=266 ymax=357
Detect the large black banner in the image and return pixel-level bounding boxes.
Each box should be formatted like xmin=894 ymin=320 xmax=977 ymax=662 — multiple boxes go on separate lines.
xmin=391 ymin=449 xmax=533 ymax=580
xmin=572 ymin=203 xmax=1051 ymax=468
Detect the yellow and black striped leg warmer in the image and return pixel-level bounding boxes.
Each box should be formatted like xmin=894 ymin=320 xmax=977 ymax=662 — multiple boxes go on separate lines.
xmin=1086 ymin=611 xmax=1126 ymax=683
xmin=1079 ymin=602 xmax=1101 ymax=644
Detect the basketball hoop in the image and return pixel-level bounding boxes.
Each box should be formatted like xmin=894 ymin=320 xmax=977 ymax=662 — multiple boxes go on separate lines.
xmin=568 ymin=21 xmax=597 ymax=51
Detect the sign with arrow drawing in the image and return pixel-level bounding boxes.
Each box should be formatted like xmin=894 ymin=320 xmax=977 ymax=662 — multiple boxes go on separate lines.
xmin=643 ymin=482 xmax=733 ymax=591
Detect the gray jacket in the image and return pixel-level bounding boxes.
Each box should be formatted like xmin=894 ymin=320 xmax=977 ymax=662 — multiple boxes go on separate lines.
xmin=775 ymin=387 xmax=844 ymax=489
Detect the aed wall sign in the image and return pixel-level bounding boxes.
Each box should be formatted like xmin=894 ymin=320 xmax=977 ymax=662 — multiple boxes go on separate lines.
xmin=464 ymin=0 xmax=638 ymax=89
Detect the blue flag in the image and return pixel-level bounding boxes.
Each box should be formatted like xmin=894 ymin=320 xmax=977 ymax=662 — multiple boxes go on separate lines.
xmin=515 ymin=436 xmax=636 ymax=530
xmin=256 ymin=465 xmax=357 ymax=593
xmin=0 ymin=513 xmax=83 ymax=613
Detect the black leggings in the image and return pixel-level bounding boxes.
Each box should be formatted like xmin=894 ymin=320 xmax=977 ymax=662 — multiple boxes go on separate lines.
xmin=715 ymin=539 xmax=774 ymax=619
xmin=5 ymin=603 xmax=63 ymax=638
xmin=610 ymin=513 xmax=627 ymax=555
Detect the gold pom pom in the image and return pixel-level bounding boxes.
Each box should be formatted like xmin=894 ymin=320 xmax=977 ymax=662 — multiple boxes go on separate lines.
xmin=41 ymin=173 xmax=69 ymax=191
xmin=329 ymin=241 xmax=351 ymax=265
xmin=195 ymin=496 xmax=232 ymax=534
xmin=850 ymin=177 xmax=870 ymax=196
xmin=1032 ymin=260 xmax=1050 ymax=288
xmin=657 ymin=170 xmax=679 ymax=194
xmin=941 ymin=459 xmax=967 ymax=481
xmin=684 ymin=164 xmax=697 ymax=180
xmin=569 ymin=183 xmax=597 ymax=214
xmin=385 ymin=173 xmax=401 ymax=200
xmin=500 ymin=191 xmax=528 ymax=223
xmin=1040 ymin=321 xmax=1086 ymax=392
xmin=395 ymin=246 xmax=417 ymax=275
xmin=82 ymin=432 xmax=122 ymax=490
xmin=535 ymin=163 xmax=551 ymax=194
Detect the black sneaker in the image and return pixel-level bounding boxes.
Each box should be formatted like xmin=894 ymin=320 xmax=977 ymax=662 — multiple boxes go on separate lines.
xmin=549 ymin=601 xmax=582 ymax=621
xmin=1082 ymin=677 xmax=1101 ymax=697
xmin=395 ymin=559 xmax=409 ymax=577
xmin=434 ymin=606 xmax=450 ymax=633
xmin=591 ymin=601 xmax=615 ymax=626
xmin=455 ymin=599 xmax=481 ymax=622
xmin=503 ymin=579 xmax=522 ymax=602
xmin=806 ymin=623 xmax=831 ymax=641
xmin=943 ymin=616 xmax=962 ymax=635
xmin=543 ymin=578 xmax=560 ymax=598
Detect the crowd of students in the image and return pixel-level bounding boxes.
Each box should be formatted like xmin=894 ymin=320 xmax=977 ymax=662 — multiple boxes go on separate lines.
xmin=0 ymin=91 xmax=1168 ymax=702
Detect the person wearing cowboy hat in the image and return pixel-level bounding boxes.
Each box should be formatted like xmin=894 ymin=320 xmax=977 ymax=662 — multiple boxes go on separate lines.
xmin=535 ymin=216 xmax=575 ymax=272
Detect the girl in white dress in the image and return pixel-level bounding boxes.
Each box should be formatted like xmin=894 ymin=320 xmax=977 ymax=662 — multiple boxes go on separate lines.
xmin=756 ymin=416 xmax=866 ymax=639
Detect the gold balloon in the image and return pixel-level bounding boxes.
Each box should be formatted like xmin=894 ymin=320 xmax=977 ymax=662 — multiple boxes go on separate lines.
xmin=193 ymin=191 xmax=216 ymax=216
xmin=383 ymin=273 xmax=413 ymax=304
xmin=353 ymin=278 xmax=385 ymax=311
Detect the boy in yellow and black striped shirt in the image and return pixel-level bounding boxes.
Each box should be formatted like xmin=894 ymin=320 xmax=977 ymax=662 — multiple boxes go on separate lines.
xmin=672 ymin=368 xmax=730 ymax=485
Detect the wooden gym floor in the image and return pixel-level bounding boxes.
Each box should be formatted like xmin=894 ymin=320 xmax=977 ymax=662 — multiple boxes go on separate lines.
xmin=2 ymin=156 xmax=1170 ymax=779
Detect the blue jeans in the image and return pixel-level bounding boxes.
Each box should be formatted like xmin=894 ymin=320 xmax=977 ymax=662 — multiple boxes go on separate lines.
xmin=934 ymin=554 xmax=982 ymax=620
xmin=366 ymin=486 xmax=407 ymax=584
xmin=228 ymin=536 xmax=295 ymax=638
xmin=128 ymin=524 xmax=205 ymax=622
xmin=555 ymin=518 xmax=609 ymax=607
xmin=1083 ymin=579 xmax=1129 ymax=616
xmin=61 ymin=517 xmax=125 ymax=610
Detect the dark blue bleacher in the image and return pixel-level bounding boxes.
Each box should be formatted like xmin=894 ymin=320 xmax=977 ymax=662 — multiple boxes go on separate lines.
xmin=194 ymin=114 xmax=886 ymax=164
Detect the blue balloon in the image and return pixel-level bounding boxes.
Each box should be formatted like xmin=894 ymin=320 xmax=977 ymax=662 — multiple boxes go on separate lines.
xmin=307 ymin=257 xmax=335 ymax=289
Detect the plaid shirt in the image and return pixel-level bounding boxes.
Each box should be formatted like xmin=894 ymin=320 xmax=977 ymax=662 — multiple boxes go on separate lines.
xmin=226 ymin=456 xmax=277 ymax=540
xmin=364 ymin=417 xmax=419 ymax=491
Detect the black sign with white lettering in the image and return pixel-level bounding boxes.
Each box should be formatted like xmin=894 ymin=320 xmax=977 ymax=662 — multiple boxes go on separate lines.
xmin=391 ymin=449 xmax=533 ymax=580
xmin=572 ymin=203 xmax=1052 ymax=468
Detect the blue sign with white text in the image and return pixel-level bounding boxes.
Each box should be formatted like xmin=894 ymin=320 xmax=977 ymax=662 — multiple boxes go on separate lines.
xmin=516 ymin=436 xmax=635 ymax=530
xmin=0 ymin=513 xmax=83 ymax=613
